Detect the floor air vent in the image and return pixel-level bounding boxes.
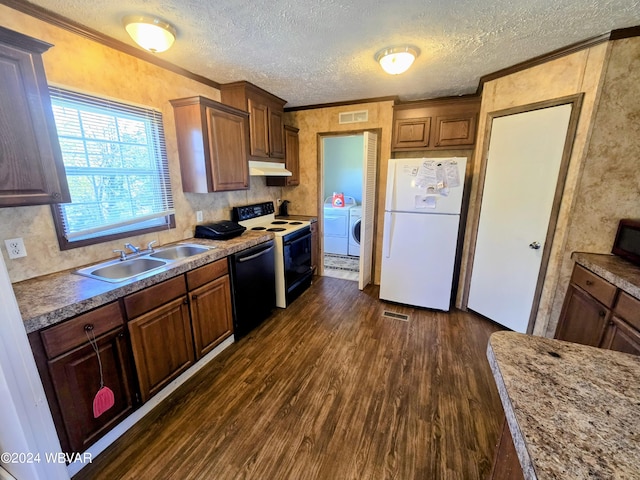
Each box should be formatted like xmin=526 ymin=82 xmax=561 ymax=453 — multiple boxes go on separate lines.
xmin=382 ymin=311 xmax=409 ymax=321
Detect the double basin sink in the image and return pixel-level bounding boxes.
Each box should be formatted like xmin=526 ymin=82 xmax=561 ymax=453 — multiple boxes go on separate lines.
xmin=76 ymin=244 xmax=213 ymax=283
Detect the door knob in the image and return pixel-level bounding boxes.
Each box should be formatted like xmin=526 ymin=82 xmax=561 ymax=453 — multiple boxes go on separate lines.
xmin=529 ymin=241 xmax=541 ymax=250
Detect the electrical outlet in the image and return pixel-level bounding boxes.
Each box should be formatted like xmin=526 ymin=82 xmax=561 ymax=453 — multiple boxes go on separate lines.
xmin=5 ymin=237 xmax=27 ymax=259
xmin=276 ymin=198 xmax=282 ymax=206
xmin=196 ymin=210 xmax=203 ymax=222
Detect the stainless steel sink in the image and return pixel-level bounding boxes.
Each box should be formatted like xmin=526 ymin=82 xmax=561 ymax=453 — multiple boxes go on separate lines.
xmin=75 ymin=243 xmax=214 ymax=283
xmin=149 ymin=244 xmax=211 ymax=260
xmin=76 ymin=257 xmax=169 ymax=283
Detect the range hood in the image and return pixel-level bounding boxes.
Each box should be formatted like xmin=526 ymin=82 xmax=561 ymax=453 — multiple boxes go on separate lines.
xmin=249 ymin=161 xmax=292 ymax=177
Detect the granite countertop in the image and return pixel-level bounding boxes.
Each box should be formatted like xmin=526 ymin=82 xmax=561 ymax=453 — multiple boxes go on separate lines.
xmin=487 ymin=331 xmax=640 ymax=479
xmin=572 ymin=252 xmax=640 ymax=299
xmin=13 ymin=232 xmax=274 ymax=334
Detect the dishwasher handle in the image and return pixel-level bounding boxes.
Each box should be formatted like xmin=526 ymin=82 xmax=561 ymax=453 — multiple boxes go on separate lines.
xmin=237 ymin=244 xmax=275 ymax=263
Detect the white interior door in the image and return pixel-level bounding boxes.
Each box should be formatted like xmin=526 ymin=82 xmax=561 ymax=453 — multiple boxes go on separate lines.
xmin=468 ymin=104 xmax=573 ymax=332
xmin=359 ymin=131 xmax=377 ymax=290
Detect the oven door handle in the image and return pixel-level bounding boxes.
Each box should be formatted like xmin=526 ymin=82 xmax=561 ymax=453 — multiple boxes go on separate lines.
xmin=284 ymin=231 xmax=312 ymax=246
xmin=237 ymin=245 xmax=275 ymax=263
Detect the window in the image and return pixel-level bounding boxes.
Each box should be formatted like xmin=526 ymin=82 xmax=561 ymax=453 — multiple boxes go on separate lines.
xmin=49 ymin=87 xmax=175 ymax=250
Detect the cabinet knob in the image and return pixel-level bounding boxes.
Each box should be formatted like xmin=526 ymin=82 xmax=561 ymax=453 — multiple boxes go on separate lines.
xmin=585 ymin=280 xmax=594 ymax=286
xmin=183 ymin=298 xmax=189 ymax=304
xmin=191 ymin=295 xmax=197 ymax=301
xmin=599 ymin=311 xmax=606 ymax=317
xmin=84 ymin=324 xmax=94 ymax=331
xmin=51 ymin=192 xmax=61 ymax=199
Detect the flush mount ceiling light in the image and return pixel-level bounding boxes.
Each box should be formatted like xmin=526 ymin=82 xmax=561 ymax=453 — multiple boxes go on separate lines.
xmin=123 ymin=15 xmax=176 ymax=53
xmin=375 ymin=46 xmax=420 ymax=75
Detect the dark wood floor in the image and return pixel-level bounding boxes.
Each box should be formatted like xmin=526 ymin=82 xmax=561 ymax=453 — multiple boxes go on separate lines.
xmin=74 ymin=276 xmax=505 ymax=480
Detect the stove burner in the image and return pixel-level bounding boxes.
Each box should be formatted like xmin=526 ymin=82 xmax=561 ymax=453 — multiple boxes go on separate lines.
xmin=289 ymin=221 xmax=303 ymax=225
xmin=251 ymin=226 xmax=266 ymax=230
xmin=271 ymin=221 xmax=288 ymax=225
xmin=267 ymin=227 xmax=287 ymax=232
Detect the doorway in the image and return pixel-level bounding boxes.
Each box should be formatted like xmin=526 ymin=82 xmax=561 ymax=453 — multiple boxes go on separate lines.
xmin=319 ymin=131 xmax=378 ymax=289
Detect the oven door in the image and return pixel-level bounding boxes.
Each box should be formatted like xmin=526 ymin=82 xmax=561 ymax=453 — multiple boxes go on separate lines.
xmin=283 ymin=227 xmax=313 ymax=300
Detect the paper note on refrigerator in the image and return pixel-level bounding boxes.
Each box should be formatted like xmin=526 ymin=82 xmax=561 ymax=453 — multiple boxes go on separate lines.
xmin=444 ymin=160 xmax=461 ymax=188
xmin=415 ymin=195 xmax=437 ymax=209
xmin=416 ymin=160 xmax=438 ymax=192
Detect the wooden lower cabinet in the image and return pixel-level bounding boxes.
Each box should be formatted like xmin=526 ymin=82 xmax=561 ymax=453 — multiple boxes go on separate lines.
xmin=30 ymin=258 xmax=237 ymax=454
xmin=29 ymin=301 xmax=135 ymax=453
xmin=556 ymin=264 xmax=640 ymax=357
xmin=489 ymin=419 xmax=525 ymax=480
xmin=127 ymin=295 xmax=194 ymax=402
xmin=47 ymin=328 xmax=134 ymax=453
xmin=189 ymin=275 xmax=233 ymax=358
xmin=600 ymin=315 xmax=640 ymax=356
xmin=555 ymin=284 xmax=609 ymax=347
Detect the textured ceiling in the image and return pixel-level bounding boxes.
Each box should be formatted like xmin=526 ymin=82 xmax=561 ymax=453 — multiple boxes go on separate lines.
xmin=23 ymin=0 xmax=640 ymax=107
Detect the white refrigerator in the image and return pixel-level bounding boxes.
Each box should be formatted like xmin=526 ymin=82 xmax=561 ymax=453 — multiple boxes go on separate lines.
xmin=379 ymin=157 xmax=467 ymax=311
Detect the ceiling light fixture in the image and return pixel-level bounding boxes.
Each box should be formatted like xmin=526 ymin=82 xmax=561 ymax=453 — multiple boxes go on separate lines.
xmin=123 ymin=15 xmax=176 ymax=53
xmin=375 ymin=46 xmax=420 ymax=75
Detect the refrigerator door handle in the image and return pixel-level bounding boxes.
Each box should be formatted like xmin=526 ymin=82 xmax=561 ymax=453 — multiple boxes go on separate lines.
xmin=385 ymin=160 xmax=396 ymax=211
xmin=383 ymin=212 xmax=393 ymax=258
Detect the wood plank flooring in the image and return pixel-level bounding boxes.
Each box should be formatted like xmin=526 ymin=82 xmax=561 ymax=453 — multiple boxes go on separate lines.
xmin=74 ymin=276 xmax=505 ymax=480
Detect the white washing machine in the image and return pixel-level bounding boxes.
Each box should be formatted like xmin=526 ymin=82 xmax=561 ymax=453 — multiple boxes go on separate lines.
xmin=324 ymin=196 xmax=356 ymax=255
xmin=348 ymin=206 xmax=361 ymax=257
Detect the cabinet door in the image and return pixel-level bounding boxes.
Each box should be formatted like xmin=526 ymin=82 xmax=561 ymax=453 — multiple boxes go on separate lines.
xmin=268 ymin=108 xmax=286 ymax=159
xmin=189 ymin=275 xmax=233 ymax=358
xmin=266 ymin=125 xmax=299 ymax=187
xmin=392 ymin=117 xmax=431 ymax=150
xmin=0 ymin=28 xmax=70 ymax=206
xmin=600 ymin=316 xmax=640 ymax=356
xmin=434 ymin=113 xmax=477 ymax=147
xmin=206 ymin=106 xmax=249 ymax=191
xmin=128 ymin=296 xmax=194 ymax=402
xmin=47 ymin=328 xmax=134 ymax=453
xmin=555 ymin=284 xmax=609 ymax=346
xmin=248 ymin=98 xmax=270 ymax=158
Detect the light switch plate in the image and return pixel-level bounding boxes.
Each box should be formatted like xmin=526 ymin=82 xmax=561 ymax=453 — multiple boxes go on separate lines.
xmin=5 ymin=237 xmax=27 ymax=259
xmin=196 ymin=211 xmax=203 ymax=222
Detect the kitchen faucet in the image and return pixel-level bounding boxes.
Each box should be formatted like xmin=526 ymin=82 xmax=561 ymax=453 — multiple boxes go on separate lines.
xmin=114 ymin=241 xmax=157 ymax=261
xmin=124 ymin=243 xmax=140 ymax=254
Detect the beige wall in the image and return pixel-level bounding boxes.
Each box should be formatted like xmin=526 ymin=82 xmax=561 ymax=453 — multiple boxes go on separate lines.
xmin=284 ymin=102 xmax=394 ymax=283
xmin=544 ymin=36 xmax=640 ymax=336
xmin=457 ymin=42 xmax=611 ymax=335
xmin=0 ymin=5 xmax=284 ymax=283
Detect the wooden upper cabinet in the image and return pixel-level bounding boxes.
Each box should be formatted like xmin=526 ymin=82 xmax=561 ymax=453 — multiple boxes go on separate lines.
xmin=0 ymin=26 xmax=70 ymax=207
xmin=268 ymin=109 xmax=286 ymax=158
xmin=170 ymin=96 xmax=250 ymax=192
xmin=393 ymin=117 xmax=431 ymax=149
xmin=220 ymin=81 xmax=287 ymax=161
xmin=267 ymin=125 xmax=300 ymax=187
xmin=391 ymin=96 xmax=480 ymax=152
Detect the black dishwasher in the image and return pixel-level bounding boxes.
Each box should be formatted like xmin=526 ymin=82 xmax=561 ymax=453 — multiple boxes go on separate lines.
xmin=228 ymin=240 xmax=276 ymax=339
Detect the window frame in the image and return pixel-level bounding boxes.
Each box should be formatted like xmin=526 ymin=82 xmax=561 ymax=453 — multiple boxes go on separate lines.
xmin=48 ymin=87 xmax=175 ymax=251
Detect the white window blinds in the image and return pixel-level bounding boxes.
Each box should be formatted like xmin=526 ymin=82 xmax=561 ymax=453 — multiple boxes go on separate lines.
xmin=49 ymin=87 xmax=174 ymax=241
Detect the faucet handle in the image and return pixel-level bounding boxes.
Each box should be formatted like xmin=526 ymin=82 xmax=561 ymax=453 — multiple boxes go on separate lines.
xmin=147 ymin=240 xmax=157 ymax=252
xmin=113 ymin=249 xmax=127 ymax=261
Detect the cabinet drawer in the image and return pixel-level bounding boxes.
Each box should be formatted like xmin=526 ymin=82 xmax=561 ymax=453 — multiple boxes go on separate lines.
xmin=124 ymin=275 xmax=187 ymax=319
xmin=571 ymin=265 xmax=617 ymax=307
xmin=613 ymin=292 xmax=640 ymax=331
xmin=186 ymin=258 xmax=228 ymax=290
xmin=41 ymin=302 xmax=124 ymax=359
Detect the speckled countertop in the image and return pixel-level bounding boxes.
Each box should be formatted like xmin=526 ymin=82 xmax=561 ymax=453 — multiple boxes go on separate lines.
xmin=488 ymin=331 xmax=640 ymax=479
xmin=572 ymin=252 xmax=640 ymax=299
xmin=13 ymin=232 xmax=273 ymax=334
